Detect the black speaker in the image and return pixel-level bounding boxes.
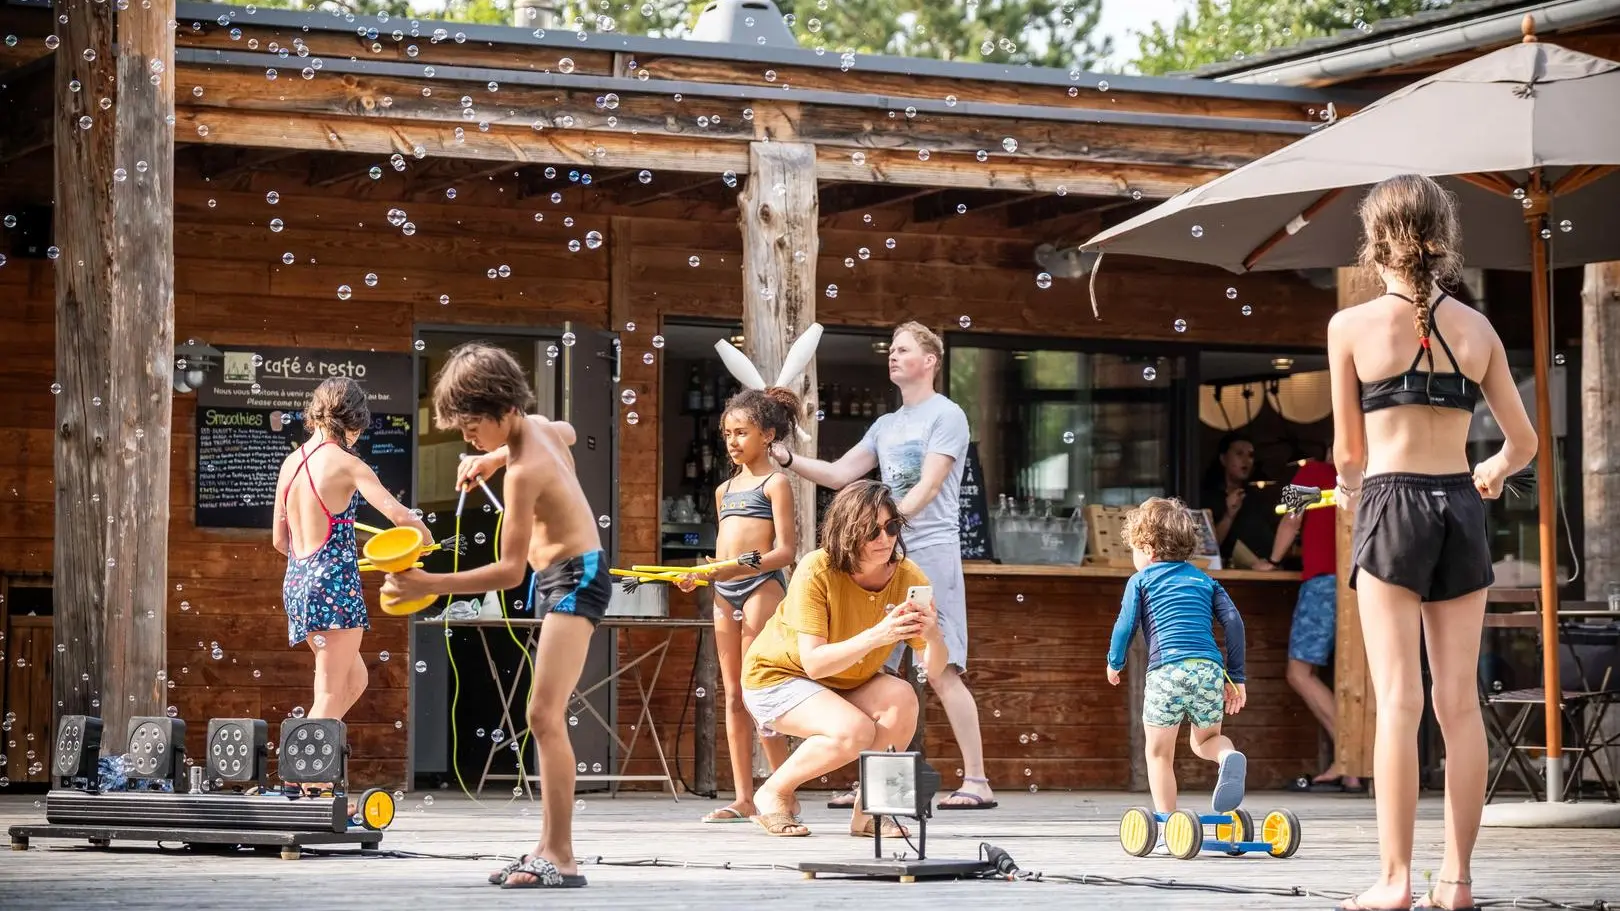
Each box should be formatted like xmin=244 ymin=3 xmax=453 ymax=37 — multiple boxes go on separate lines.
xmin=9 ymin=205 xmax=52 ymax=259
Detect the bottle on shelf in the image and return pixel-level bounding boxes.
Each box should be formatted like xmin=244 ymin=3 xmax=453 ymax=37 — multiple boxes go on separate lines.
xmin=829 ymin=384 xmax=843 ymax=417
xmin=683 ymin=439 xmax=699 ymax=485
xmin=701 ymin=369 xmax=717 ymax=413
xmin=685 ymin=365 xmax=703 ymax=413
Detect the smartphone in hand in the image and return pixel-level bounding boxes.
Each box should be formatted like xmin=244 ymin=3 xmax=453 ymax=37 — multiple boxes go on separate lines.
xmin=905 ymin=585 xmax=934 ymax=610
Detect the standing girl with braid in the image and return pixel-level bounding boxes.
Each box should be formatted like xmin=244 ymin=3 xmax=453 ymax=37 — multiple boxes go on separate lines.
xmin=273 ymin=378 xmax=430 ymax=734
xmin=681 ymin=387 xmax=801 ymax=824
xmin=1329 ymin=175 xmax=1536 ymax=911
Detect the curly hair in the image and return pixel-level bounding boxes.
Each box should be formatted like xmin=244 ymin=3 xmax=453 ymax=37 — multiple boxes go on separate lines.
xmin=820 ymin=480 xmax=908 ymax=575
xmin=1357 ymin=174 xmax=1463 ymax=360
xmin=1123 ymin=497 xmax=1201 ymax=564
xmin=304 ymin=377 xmax=371 ymax=451
xmin=722 ymin=385 xmax=801 ymax=445
xmin=432 ymin=341 xmax=536 ymax=429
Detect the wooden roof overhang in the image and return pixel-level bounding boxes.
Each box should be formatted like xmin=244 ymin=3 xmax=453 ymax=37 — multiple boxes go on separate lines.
xmin=2 ymin=2 xmax=1343 ymax=209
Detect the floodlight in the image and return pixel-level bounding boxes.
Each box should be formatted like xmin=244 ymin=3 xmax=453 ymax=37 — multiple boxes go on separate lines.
xmin=859 ymin=750 xmax=937 ymax=819
xmin=277 ymin=718 xmax=348 ymax=785
xmin=53 ymin=715 xmax=102 ymax=785
xmin=206 ymin=718 xmax=269 ymax=787
xmin=126 ymin=716 xmax=187 ymax=790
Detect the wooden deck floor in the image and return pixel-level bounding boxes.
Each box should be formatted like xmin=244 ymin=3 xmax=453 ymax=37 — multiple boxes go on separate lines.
xmin=1 ymin=789 xmax=1615 ymax=909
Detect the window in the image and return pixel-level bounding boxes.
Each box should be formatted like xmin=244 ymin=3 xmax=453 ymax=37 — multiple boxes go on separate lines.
xmin=947 ymin=342 xmax=1183 ymax=513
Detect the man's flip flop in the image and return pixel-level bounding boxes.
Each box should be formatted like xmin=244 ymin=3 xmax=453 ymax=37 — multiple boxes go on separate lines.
xmin=936 ymin=791 xmax=998 ymax=810
xmin=488 ymin=854 xmax=531 ymax=885
xmin=498 ymin=856 xmax=588 ymax=889
xmin=700 ymin=806 xmax=751 ymax=824
xmin=1212 ymin=750 xmax=1248 ymax=813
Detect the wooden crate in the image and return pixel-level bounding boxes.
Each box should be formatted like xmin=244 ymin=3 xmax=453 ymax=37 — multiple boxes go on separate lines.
xmin=1083 ymin=504 xmax=1215 ymax=571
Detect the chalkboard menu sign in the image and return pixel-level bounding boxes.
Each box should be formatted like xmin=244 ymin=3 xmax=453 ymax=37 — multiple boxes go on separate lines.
xmin=192 ymin=346 xmax=414 ymax=530
xmin=957 ymin=442 xmax=993 ymax=561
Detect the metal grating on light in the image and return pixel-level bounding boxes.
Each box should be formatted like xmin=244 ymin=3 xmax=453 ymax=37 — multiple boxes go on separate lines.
xmin=53 ymin=715 xmax=103 ymax=783
xmin=126 ymin=716 xmax=186 ymax=786
xmin=206 ymin=718 xmax=269 ymax=786
xmin=277 ymin=718 xmax=347 ymax=785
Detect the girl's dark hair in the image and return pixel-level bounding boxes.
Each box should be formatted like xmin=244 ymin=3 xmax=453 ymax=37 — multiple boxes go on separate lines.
xmin=722 ymin=385 xmax=802 ymax=444
xmin=821 ymin=480 xmax=907 ymax=575
xmin=1357 ymin=174 xmax=1463 ymax=365
xmin=1201 ymin=432 xmax=1254 ymax=492
xmin=305 ymin=377 xmax=370 ymax=450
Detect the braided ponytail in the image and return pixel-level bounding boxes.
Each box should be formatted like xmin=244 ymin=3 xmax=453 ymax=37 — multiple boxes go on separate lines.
xmin=1358 ymin=175 xmax=1462 ymax=361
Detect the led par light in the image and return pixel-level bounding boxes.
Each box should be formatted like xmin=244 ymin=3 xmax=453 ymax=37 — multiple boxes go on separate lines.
xmin=206 ymin=718 xmax=269 ymax=788
xmin=278 ymin=718 xmax=347 ymax=785
xmin=126 ymin=716 xmax=187 ymax=789
xmin=53 ymin=715 xmax=102 ymax=785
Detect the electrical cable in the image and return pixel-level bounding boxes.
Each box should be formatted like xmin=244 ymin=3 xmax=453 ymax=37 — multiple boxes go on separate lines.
xmin=240 ymin=844 xmax=1615 ymax=908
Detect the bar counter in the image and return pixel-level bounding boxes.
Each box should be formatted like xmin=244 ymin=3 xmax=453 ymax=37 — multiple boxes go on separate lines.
xmin=917 ymin=562 xmax=1318 ymax=793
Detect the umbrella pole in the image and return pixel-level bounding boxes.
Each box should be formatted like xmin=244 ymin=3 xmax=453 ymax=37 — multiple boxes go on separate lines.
xmin=1525 ymin=180 xmax=1565 ymax=802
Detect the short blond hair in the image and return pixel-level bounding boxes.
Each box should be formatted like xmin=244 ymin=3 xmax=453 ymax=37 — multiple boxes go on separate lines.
xmin=893 ymin=321 xmax=944 ymax=389
xmin=1123 ymin=497 xmax=1201 ymax=563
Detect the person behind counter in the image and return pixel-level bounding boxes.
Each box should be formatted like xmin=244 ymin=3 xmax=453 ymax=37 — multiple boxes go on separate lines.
xmin=1201 ymin=432 xmax=1280 ymax=570
xmin=739 ymin=481 xmax=947 ymax=838
xmin=1328 ymin=174 xmax=1535 ymax=911
xmin=1106 ymin=497 xmax=1249 ymax=847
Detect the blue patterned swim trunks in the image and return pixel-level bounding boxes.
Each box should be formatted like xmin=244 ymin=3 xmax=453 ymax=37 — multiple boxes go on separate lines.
xmin=1286 ymin=574 xmax=1338 ymax=667
xmin=1143 ymin=657 xmax=1226 ymax=728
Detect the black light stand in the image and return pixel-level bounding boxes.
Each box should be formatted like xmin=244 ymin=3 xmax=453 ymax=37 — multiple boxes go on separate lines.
xmin=798 ymin=749 xmax=997 ymax=883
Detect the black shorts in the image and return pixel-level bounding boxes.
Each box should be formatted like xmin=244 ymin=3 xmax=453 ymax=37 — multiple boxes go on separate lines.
xmin=1350 ymin=473 xmax=1494 ymax=603
xmin=527 ymin=550 xmax=610 ymax=626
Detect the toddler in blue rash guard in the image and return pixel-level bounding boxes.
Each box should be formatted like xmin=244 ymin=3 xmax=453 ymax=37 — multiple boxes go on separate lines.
xmin=1107 ymin=497 xmax=1249 ymax=836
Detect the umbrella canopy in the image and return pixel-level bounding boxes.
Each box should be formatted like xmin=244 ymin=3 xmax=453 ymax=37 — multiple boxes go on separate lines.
xmin=1082 ymin=41 xmax=1620 ymax=273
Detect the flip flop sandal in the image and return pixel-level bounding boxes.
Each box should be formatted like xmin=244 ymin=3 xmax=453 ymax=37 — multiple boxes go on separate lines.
xmin=488 ymin=854 xmax=530 ymax=885
xmin=936 ymin=791 xmax=998 ymax=810
xmin=826 ymin=788 xmax=857 ymax=809
xmin=700 ymin=806 xmax=751 ymax=824
xmin=1337 ymin=897 xmax=1413 ymax=910
xmin=851 ymin=817 xmax=908 ymax=839
xmin=499 ymin=856 xmax=588 ymax=889
xmin=751 ymin=812 xmax=810 ymax=837
xmin=1212 ymin=751 xmax=1248 ymax=813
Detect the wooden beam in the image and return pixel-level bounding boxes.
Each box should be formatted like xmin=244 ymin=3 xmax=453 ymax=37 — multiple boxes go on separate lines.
xmin=738 ymin=141 xmax=818 ymax=560
xmin=1582 ymin=261 xmax=1620 ymax=601
xmin=103 ymin=0 xmax=177 ymax=741
xmin=1334 ymin=265 xmax=1382 ymax=781
xmin=53 ymin=0 xmax=117 ymax=738
xmin=608 ymin=215 xmax=632 ymax=332
xmin=816 ymin=147 xmax=1213 ymax=198
xmin=410 ymin=160 xmax=521 ymax=196
xmin=195 ymin=147 xmax=301 ymax=182
xmin=817 ymin=182 xmax=937 ymax=217
xmin=615 ymin=171 xmax=719 ymax=206
xmin=910 ymin=189 xmax=1028 ymax=224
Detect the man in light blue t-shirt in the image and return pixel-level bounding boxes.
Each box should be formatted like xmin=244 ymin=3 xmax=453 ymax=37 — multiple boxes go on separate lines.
xmin=771 ymin=321 xmax=996 ymax=811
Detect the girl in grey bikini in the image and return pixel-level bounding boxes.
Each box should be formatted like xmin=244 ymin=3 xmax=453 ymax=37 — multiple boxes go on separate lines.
xmin=683 ymin=387 xmax=802 ymax=823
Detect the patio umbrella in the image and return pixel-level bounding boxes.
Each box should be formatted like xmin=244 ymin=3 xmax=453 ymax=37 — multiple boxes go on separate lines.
xmin=1080 ymin=23 xmax=1620 ymax=804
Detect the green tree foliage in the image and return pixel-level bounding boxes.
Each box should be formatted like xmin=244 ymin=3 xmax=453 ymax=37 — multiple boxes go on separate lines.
xmin=243 ymin=0 xmax=1111 ymax=71
xmin=1132 ymin=0 xmax=1454 ymax=75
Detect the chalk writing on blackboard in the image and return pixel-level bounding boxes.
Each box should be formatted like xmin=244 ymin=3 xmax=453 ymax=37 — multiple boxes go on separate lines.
xmin=957 ymin=442 xmax=993 ymax=562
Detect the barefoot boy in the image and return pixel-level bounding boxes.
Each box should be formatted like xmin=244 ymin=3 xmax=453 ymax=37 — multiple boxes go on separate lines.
xmin=1106 ymin=497 xmax=1249 ymax=847
xmin=383 ymin=341 xmax=607 ymax=889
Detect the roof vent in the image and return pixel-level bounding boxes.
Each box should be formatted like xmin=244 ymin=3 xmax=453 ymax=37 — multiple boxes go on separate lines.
xmin=689 ymin=0 xmax=799 ymax=49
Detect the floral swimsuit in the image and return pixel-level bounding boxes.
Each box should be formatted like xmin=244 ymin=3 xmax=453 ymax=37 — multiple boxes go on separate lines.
xmin=281 ymin=440 xmax=369 ymax=647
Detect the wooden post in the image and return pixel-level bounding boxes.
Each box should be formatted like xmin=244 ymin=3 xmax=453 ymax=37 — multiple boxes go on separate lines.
xmin=1334 ymin=265 xmax=1382 ymax=780
xmin=1126 ymin=634 xmax=1149 ymax=791
xmin=102 ymin=0 xmax=177 ymax=740
xmin=694 ymin=596 xmax=718 ymax=798
xmin=737 ymin=141 xmax=819 ymax=559
xmin=51 ymin=0 xmax=117 ymax=736
xmin=1582 ymin=262 xmax=1620 ymax=600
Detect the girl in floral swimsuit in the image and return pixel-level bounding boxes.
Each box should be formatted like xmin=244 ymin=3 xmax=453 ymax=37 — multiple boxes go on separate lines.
xmin=273 ymin=378 xmax=429 ymax=729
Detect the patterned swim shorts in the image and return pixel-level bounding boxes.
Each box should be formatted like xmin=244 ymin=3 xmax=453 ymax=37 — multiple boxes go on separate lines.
xmin=1143 ymin=658 xmax=1226 ymax=729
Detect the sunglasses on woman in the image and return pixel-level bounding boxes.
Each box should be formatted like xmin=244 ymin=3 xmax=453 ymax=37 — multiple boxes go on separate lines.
xmin=869 ymin=517 xmax=905 ymax=540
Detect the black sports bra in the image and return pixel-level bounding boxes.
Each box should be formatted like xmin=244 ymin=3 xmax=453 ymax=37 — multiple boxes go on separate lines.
xmin=1358 ymin=292 xmax=1481 ymax=414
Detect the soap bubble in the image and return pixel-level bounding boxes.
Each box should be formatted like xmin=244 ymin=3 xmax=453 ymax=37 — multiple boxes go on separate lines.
xmin=1226 ymin=287 xmax=1238 ymax=299
xmin=1191 ymin=225 xmax=1204 ymax=238
xmin=959 ymin=315 xmax=972 ymax=329
xmin=415 ymin=660 xmax=427 ymax=673
xmin=1002 ymin=137 xmax=1018 ymax=153
xmin=597 ymin=515 xmax=611 ymax=528
xmin=1035 ymin=272 xmax=1052 ymax=289
xmin=1241 ymin=305 xmax=1253 ymax=317
xmin=695 ymin=687 xmax=707 ymax=698
xmin=1062 ymin=431 xmax=1075 ymax=445
xmin=379 ymin=650 xmax=390 ymax=662
xmin=1143 ymin=366 xmax=1158 ymax=381
xmin=620 ymin=389 xmax=637 ymax=405
xmin=1174 ymin=319 xmax=1187 ymax=333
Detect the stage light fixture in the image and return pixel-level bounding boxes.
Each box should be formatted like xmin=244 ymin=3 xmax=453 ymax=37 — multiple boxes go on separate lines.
xmin=53 ymin=715 xmax=102 ymax=785
xmin=278 ymin=718 xmax=348 ymax=785
xmin=126 ymin=716 xmax=187 ymax=789
xmin=207 ymin=718 xmax=269 ymax=788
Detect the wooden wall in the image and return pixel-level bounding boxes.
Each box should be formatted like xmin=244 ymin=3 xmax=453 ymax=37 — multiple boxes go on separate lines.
xmin=1 ymin=145 xmax=1334 ymax=791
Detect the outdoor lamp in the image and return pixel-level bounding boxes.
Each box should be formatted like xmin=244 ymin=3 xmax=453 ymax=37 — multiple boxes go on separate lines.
xmin=859 ymin=749 xmax=939 ymax=820
xmin=206 ymin=718 xmax=269 ymax=788
xmin=126 ymin=716 xmax=187 ymax=789
xmin=277 ymin=718 xmax=347 ymax=785
xmin=53 ymin=715 xmax=102 ymax=784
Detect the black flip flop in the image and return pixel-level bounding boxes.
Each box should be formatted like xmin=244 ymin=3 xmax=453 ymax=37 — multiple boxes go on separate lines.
xmin=1288 ymin=775 xmax=1348 ymax=793
xmin=499 ymin=856 xmax=588 ymax=889
xmin=936 ymin=791 xmax=998 ymax=810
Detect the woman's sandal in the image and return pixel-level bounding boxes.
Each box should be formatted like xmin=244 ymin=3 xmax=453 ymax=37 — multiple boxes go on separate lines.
xmin=851 ymin=816 xmax=909 ymax=839
xmin=498 ymin=856 xmax=588 ymax=889
xmin=751 ymin=812 xmax=810 ymax=837
xmin=700 ymin=806 xmax=752 ymax=824
xmin=936 ymin=776 xmax=999 ymax=810
xmin=1415 ymin=878 xmax=1478 ymax=911
xmin=826 ymin=787 xmax=858 ymax=809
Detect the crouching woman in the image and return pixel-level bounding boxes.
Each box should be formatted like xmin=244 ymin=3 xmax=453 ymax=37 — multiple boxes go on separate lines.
xmin=740 ymin=480 xmax=946 ymax=838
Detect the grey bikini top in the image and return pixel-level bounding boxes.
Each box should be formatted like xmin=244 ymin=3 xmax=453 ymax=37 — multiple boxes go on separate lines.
xmin=719 ymin=473 xmax=776 ymax=520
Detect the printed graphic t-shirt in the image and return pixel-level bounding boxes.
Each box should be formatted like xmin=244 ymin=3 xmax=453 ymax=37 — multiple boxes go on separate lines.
xmin=858 ymin=393 xmax=970 ymax=551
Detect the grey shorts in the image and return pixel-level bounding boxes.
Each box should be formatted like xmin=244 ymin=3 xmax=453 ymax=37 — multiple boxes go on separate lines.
xmin=885 ymin=543 xmax=969 ymax=673
xmin=742 ymin=676 xmax=827 ymax=736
